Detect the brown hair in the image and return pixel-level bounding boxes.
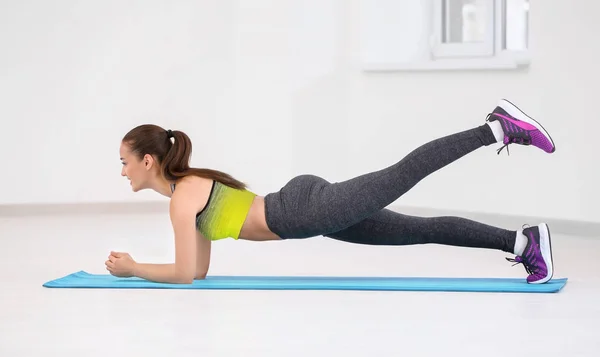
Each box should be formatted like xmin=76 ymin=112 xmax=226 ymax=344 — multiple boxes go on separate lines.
xmin=122 ymin=124 xmax=247 ymax=190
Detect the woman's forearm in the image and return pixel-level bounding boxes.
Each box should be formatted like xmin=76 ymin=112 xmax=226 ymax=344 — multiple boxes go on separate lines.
xmin=133 ymin=263 xmax=194 ymax=284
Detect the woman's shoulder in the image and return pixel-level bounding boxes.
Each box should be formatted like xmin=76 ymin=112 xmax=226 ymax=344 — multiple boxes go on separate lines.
xmin=176 ymin=175 xmax=213 ymax=188
xmin=170 ymin=175 xmax=213 ymax=213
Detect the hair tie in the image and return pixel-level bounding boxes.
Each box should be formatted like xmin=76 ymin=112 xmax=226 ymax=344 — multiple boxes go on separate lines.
xmin=166 ymin=129 xmax=173 ymax=139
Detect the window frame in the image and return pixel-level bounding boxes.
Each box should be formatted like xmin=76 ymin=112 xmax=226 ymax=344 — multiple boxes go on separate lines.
xmin=431 ymin=0 xmax=496 ymax=58
xmin=359 ymin=0 xmax=531 ymax=71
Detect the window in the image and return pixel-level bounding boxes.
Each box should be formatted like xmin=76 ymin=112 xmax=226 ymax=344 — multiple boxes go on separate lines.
xmin=360 ymin=0 xmax=531 ymax=71
xmin=431 ymin=0 xmax=496 ymax=58
xmin=432 ymin=0 xmax=529 ymax=59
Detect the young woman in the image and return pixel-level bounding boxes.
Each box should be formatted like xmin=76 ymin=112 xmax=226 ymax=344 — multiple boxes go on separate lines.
xmin=106 ymin=99 xmax=556 ymax=285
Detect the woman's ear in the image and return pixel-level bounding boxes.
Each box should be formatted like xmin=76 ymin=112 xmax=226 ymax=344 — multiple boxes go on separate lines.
xmin=143 ymin=154 xmax=155 ymax=170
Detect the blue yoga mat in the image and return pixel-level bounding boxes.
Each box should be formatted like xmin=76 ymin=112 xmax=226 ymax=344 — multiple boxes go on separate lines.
xmin=43 ymin=271 xmax=568 ymax=293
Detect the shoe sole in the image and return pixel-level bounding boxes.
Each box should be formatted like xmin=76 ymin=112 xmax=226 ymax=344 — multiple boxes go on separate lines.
xmin=530 ymin=223 xmax=554 ymax=284
xmin=498 ymin=99 xmax=556 ymax=153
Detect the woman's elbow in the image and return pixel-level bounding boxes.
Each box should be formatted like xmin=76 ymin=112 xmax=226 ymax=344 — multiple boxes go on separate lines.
xmin=175 ymin=267 xmax=196 ymax=284
xmin=176 ymin=274 xmax=195 ymax=284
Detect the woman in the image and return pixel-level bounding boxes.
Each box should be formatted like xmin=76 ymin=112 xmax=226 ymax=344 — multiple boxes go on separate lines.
xmin=106 ymin=99 xmax=556 ymax=285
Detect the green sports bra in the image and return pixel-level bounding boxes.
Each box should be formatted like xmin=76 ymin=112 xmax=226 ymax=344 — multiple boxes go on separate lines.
xmin=170 ymin=180 xmax=257 ymax=241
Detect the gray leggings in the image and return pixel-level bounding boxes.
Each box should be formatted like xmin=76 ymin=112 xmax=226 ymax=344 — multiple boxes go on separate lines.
xmin=263 ymin=124 xmax=516 ymax=253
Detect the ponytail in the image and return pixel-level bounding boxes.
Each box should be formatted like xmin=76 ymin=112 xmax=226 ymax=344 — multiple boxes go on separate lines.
xmin=162 ymin=129 xmax=247 ymax=190
xmin=122 ymin=124 xmax=247 ymax=190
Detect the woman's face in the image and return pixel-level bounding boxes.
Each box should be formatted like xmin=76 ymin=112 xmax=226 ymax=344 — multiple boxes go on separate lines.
xmin=119 ymin=142 xmax=153 ymax=192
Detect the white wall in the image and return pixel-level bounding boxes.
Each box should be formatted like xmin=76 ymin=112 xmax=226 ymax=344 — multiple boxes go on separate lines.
xmin=1 ymin=0 xmax=598 ymax=224
xmin=293 ymin=0 xmax=600 ymax=224
xmin=0 ymin=0 xmax=293 ymax=204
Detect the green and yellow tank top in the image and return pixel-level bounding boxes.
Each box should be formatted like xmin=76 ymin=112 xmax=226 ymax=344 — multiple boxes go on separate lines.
xmin=171 ymin=180 xmax=256 ymax=241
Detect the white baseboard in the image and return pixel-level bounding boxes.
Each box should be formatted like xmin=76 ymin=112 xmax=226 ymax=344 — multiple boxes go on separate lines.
xmin=0 ymin=201 xmax=598 ymax=238
xmin=0 ymin=201 xmax=169 ymax=216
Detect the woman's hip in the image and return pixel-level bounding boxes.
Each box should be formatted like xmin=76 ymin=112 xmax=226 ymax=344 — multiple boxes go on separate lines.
xmin=264 ymin=174 xmax=332 ymax=239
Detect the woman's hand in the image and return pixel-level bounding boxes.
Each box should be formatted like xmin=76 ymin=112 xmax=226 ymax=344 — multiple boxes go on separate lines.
xmin=105 ymin=251 xmax=137 ymax=277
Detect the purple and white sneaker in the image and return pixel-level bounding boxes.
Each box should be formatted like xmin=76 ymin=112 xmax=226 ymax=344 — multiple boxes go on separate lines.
xmin=487 ymin=99 xmax=556 ymax=154
xmin=506 ymin=223 xmax=554 ymax=284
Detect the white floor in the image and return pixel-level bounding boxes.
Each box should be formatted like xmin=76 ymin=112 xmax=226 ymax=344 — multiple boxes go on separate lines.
xmin=1 ymin=211 xmax=599 ymax=357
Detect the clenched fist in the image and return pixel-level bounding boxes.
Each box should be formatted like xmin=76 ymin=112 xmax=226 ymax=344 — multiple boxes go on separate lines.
xmin=105 ymin=251 xmax=137 ymax=277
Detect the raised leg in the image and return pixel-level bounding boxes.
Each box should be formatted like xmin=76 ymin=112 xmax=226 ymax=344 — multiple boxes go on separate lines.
xmin=265 ymin=124 xmax=497 ymax=238
xmin=264 ymin=99 xmax=556 ymax=241
xmin=314 ymin=125 xmax=497 ymax=233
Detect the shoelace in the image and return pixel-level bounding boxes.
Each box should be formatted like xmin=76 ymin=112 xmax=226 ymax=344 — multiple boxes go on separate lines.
xmin=497 ymin=144 xmax=510 ymax=156
xmin=496 ymin=137 xmax=526 ymax=155
xmin=505 ymin=256 xmax=538 ymax=275
xmin=497 ymin=133 xmax=532 ymax=155
xmin=505 ymin=225 xmax=539 ymax=275
xmin=485 ymin=113 xmax=532 ymax=156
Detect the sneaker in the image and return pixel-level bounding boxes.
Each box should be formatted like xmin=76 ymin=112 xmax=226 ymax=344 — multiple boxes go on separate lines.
xmin=486 ymin=99 xmax=555 ymax=154
xmin=506 ymin=223 xmax=554 ymax=284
